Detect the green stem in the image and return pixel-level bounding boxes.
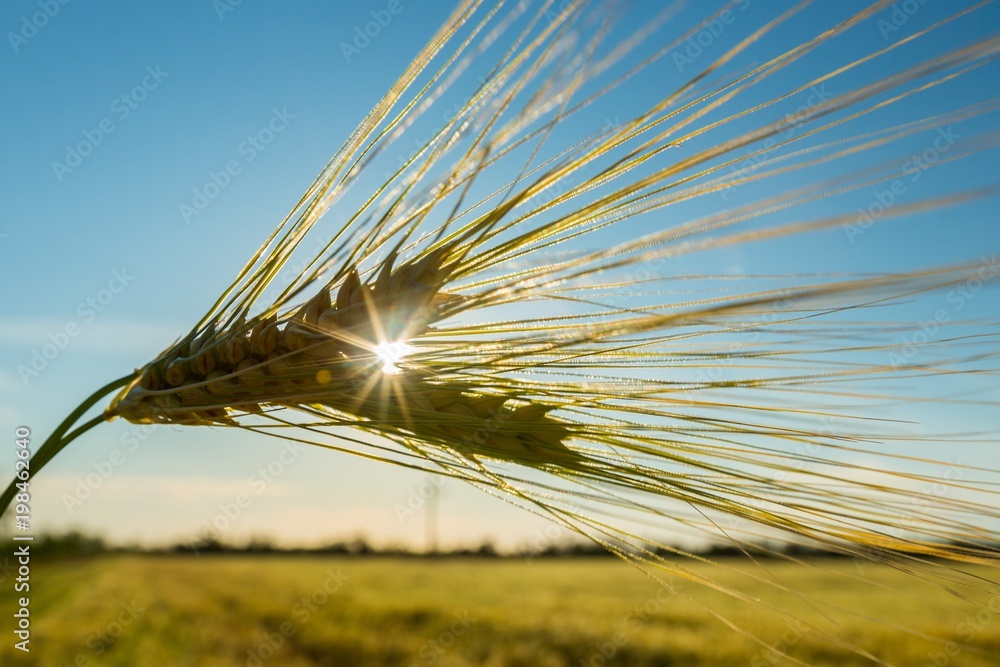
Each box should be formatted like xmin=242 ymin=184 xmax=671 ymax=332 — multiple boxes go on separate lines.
xmin=1 ymin=373 xmax=137 ymax=517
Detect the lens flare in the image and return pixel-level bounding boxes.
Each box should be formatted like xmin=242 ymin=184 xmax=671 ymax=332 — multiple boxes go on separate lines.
xmin=373 ymin=341 xmax=411 ymax=375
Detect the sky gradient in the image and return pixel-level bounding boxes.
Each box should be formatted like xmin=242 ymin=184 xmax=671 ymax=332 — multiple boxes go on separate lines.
xmin=2 ymin=0 xmax=998 ymax=551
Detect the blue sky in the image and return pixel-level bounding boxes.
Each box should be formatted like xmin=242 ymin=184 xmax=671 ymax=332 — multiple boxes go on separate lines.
xmin=2 ymin=1 xmax=998 ymax=550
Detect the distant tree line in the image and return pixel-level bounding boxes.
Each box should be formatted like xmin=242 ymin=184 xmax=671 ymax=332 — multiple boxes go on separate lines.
xmin=12 ymin=531 xmax=996 ymax=561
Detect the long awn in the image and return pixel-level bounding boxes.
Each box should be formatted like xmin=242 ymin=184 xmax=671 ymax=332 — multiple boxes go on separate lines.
xmin=5 ymin=1 xmax=1000 ymax=663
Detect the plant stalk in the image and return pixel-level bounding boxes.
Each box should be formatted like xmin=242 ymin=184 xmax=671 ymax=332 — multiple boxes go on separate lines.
xmin=1 ymin=373 xmax=137 ymax=517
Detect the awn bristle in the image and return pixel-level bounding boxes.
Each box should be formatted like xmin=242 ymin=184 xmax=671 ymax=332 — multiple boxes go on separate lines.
xmin=6 ymin=1 xmax=1000 ymax=663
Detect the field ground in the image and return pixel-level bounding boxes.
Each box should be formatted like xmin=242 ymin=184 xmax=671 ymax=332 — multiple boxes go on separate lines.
xmin=1 ymin=555 xmax=999 ymax=666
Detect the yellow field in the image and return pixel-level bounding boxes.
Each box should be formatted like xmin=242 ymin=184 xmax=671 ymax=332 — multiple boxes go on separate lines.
xmin=1 ymin=555 xmax=998 ymax=666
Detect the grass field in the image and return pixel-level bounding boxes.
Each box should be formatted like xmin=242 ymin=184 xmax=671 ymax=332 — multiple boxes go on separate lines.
xmin=1 ymin=555 xmax=999 ymax=666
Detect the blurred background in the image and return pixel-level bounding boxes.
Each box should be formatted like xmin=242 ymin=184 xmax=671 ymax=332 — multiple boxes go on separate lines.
xmin=2 ymin=1 xmax=999 ymax=664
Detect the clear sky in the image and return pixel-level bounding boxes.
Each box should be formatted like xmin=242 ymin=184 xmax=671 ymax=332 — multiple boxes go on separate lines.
xmin=2 ymin=1 xmax=998 ymax=551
